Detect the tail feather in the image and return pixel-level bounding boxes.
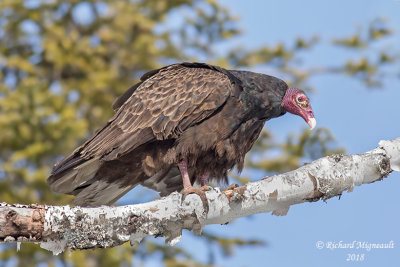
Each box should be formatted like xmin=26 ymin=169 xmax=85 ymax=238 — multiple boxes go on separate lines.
xmin=72 ymin=180 xmax=137 ymax=206
xmin=47 ymin=157 xmax=101 ymax=194
xmin=48 ymin=154 xmax=145 ymax=206
xmin=51 ymin=154 xmax=87 ymax=176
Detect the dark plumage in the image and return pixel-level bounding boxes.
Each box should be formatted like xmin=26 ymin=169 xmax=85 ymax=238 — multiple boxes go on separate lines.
xmin=47 ymin=62 xmax=315 ymax=206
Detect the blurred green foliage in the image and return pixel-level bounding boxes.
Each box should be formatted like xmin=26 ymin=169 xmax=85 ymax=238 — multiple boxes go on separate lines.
xmin=0 ymin=0 xmax=397 ymax=266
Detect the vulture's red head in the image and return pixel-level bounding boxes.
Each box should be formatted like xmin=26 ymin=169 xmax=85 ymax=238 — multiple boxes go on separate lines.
xmin=282 ymin=88 xmax=316 ymax=130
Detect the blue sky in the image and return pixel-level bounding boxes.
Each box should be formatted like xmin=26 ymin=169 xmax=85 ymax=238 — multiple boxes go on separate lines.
xmin=153 ymin=0 xmax=400 ymax=266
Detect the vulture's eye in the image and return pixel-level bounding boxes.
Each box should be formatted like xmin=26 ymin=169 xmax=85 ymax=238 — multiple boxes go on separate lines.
xmin=297 ymin=97 xmax=304 ymax=102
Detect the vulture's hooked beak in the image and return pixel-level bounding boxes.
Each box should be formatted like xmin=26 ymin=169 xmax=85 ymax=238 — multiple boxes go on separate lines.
xmin=307 ymin=117 xmax=317 ymax=130
xmin=304 ymin=109 xmax=316 ymax=130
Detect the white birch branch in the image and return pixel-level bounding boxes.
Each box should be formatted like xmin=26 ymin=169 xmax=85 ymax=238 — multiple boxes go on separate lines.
xmin=1 ymin=138 xmax=399 ymax=255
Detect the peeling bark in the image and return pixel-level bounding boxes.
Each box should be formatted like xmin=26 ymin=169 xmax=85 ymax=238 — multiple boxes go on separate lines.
xmin=0 ymin=138 xmax=398 ymax=255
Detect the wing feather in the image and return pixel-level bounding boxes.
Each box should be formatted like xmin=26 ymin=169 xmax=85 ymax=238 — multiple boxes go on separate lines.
xmin=52 ymin=63 xmax=237 ymax=176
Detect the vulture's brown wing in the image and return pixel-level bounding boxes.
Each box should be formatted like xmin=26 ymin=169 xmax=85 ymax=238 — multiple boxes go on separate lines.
xmin=48 ymin=63 xmax=237 ymax=196
xmin=81 ymin=63 xmax=234 ymax=160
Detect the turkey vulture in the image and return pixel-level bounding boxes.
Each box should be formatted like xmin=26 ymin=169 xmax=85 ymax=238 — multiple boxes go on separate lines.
xmin=47 ymin=62 xmax=316 ymax=206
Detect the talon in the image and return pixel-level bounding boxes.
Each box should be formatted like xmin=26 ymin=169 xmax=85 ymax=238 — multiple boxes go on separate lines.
xmin=183 ymin=185 xmax=210 ymax=196
xmin=200 ymin=185 xmax=211 ymax=191
xmin=222 ymin=184 xmax=239 ymax=202
xmin=222 ymin=183 xmax=239 ymax=192
xmin=177 ymin=161 xmax=210 ymax=214
xmin=182 ymin=186 xmax=210 ymax=214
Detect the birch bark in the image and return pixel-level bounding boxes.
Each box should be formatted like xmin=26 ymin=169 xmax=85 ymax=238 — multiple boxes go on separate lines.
xmin=0 ymin=138 xmax=398 ymax=255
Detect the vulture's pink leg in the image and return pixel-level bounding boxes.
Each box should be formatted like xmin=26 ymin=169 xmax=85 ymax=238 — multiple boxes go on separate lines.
xmin=178 ymin=160 xmax=210 ymax=211
xmin=199 ymin=173 xmax=209 ymax=187
xmin=177 ymin=160 xmax=192 ymax=190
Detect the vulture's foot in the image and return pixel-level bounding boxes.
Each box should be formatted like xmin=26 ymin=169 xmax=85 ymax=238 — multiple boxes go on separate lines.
xmin=222 ymin=184 xmax=239 ymax=201
xmin=182 ymin=185 xmax=210 ymax=214
xmin=178 ymin=160 xmax=210 ymax=213
xmin=222 ymin=183 xmax=239 ymax=193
